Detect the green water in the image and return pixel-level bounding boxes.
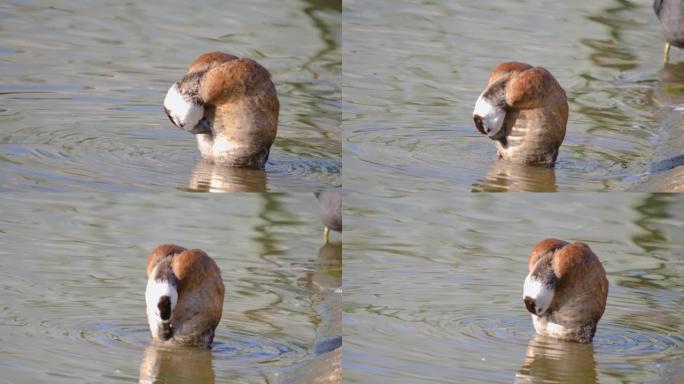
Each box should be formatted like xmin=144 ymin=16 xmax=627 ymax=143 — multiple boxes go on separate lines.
xmin=0 ymin=0 xmax=340 ymax=192
xmin=343 ymin=0 xmax=683 ymax=193
xmin=0 ymin=193 xmax=341 ymax=383
xmin=2 ymin=0 xmax=684 ymax=383
xmin=344 ymin=193 xmax=684 ymax=383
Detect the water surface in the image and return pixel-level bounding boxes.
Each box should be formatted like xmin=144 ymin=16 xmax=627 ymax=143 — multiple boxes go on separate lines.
xmin=344 ymin=0 xmax=683 ymax=193
xmin=0 ymin=193 xmax=341 ymax=383
xmin=344 ymin=193 xmax=684 ymax=383
xmin=0 ymin=0 xmax=340 ymax=192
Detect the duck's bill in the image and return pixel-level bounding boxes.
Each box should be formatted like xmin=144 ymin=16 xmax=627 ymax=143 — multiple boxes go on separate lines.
xmin=189 ymin=117 xmax=212 ymax=134
xmin=474 ymin=114 xmax=507 ymax=140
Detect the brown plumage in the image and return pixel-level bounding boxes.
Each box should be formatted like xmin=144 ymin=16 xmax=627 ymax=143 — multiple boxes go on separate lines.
xmin=473 ymin=62 xmax=568 ymax=166
xmin=145 ymin=244 xmax=225 ymax=347
xmin=164 ymin=52 xmax=279 ymax=169
xmin=523 ymin=239 xmax=608 ymax=343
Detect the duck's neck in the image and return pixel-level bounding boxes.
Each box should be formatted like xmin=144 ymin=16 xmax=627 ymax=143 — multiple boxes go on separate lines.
xmin=495 ymin=109 xmax=564 ymax=166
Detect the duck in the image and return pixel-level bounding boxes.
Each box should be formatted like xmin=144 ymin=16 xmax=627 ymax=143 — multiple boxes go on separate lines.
xmin=522 ymin=238 xmax=608 ymax=343
xmin=654 ymin=0 xmax=684 ymax=63
xmin=163 ymin=52 xmax=279 ymax=169
xmin=472 ymin=62 xmax=568 ymax=167
xmin=145 ymin=244 xmax=225 ymax=347
xmin=315 ymin=192 xmax=342 ymax=242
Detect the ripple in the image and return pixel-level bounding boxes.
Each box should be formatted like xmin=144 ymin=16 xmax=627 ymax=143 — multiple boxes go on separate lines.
xmin=77 ymin=321 xmax=311 ymax=367
xmin=212 ymin=330 xmax=309 ymax=365
xmin=594 ymin=323 xmax=683 ymax=357
xmin=450 ymin=316 xmax=532 ymax=346
xmin=266 ymin=157 xmax=342 ymax=190
xmin=314 ymin=336 xmax=343 ymax=355
xmin=1 ymin=124 xmax=340 ymax=191
xmin=0 ymin=84 xmax=87 ymax=94
xmin=429 ymin=314 xmax=682 ymax=358
xmin=269 ymin=157 xmax=341 ymax=179
xmin=0 ymin=106 xmax=23 ymax=122
xmin=78 ymin=321 xmax=150 ymax=350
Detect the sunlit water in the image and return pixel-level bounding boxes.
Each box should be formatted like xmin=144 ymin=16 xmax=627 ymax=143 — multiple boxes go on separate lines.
xmin=344 ymin=193 xmax=684 ymax=383
xmin=0 ymin=193 xmax=341 ymax=383
xmin=0 ymin=0 xmax=340 ymax=192
xmin=344 ymin=0 xmax=684 ymax=193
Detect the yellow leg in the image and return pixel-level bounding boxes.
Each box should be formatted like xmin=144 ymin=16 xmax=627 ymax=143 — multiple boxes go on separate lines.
xmin=324 ymin=226 xmax=330 ymax=243
xmin=664 ymin=42 xmax=671 ymax=64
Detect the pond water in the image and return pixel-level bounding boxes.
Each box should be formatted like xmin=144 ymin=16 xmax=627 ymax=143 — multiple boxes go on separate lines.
xmin=0 ymin=193 xmax=341 ymax=383
xmin=344 ymin=0 xmax=684 ymax=193
xmin=344 ymin=193 xmax=684 ymax=383
xmin=0 ymin=0 xmax=340 ymax=192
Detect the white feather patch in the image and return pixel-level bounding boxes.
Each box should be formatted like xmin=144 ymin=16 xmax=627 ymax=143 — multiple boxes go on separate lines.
xmin=212 ymin=137 xmax=235 ymax=154
xmin=473 ymin=93 xmax=505 ymax=135
xmin=145 ymin=278 xmax=178 ymax=338
xmin=163 ymin=83 xmax=204 ymax=129
xmin=523 ymin=272 xmax=554 ymax=316
xmin=544 ymin=321 xmax=570 ymax=338
xmin=195 ymin=133 xmax=214 ymax=158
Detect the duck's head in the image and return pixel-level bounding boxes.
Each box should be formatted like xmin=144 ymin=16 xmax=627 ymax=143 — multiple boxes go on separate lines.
xmin=163 ymin=75 xmax=208 ymax=134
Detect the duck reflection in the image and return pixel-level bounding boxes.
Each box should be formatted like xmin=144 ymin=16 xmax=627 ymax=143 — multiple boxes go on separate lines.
xmin=292 ymin=227 xmax=341 ymax=383
xmin=298 ymin=241 xmax=341 ymax=331
xmin=637 ymin=164 xmax=684 ymax=192
xmin=471 ymin=160 xmax=557 ymax=192
xmin=139 ymin=344 xmax=215 ymax=384
xmin=277 ymin=348 xmax=342 ymax=384
xmin=315 ymin=240 xmax=342 ymax=290
xmin=637 ymin=63 xmax=684 ymax=191
xmin=654 ymin=62 xmax=684 ymax=107
xmin=187 ymin=159 xmax=267 ymax=192
xmin=516 ymin=335 xmax=597 ymax=384
xmin=313 ymin=241 xmax=341 ymax=352
xmin=259 ymin=240 xmax=341 ymax=384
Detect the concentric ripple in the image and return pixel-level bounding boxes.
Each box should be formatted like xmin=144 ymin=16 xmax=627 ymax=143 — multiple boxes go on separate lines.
xmin=594 ymin=322 xmax=683 ymax=357
xmin=0 ymin=0 xmax=341 ymax=193
xmin=211 ymin=330 xmax=310 ymax=366
xmin=447 ymin=315 xmax=534 ymax=347
xmin=434 ymin=314 xmax=683 ymax=357
xmin=78 ymin=321 xmax=312 ymax=369
xmin=78 ymin=321 xmax=154 ymax=350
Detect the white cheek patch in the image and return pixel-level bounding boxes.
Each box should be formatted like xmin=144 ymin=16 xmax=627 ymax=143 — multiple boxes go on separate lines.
xmin=163 ymin=83 xmax=204 ymax=129
xmin=145 ymin=278 xmax=178 ymax=336
xmin=523 ymin=272 xmax=554 ymax=316
xmin=473 ymin=93 xmax=505 ymax=135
